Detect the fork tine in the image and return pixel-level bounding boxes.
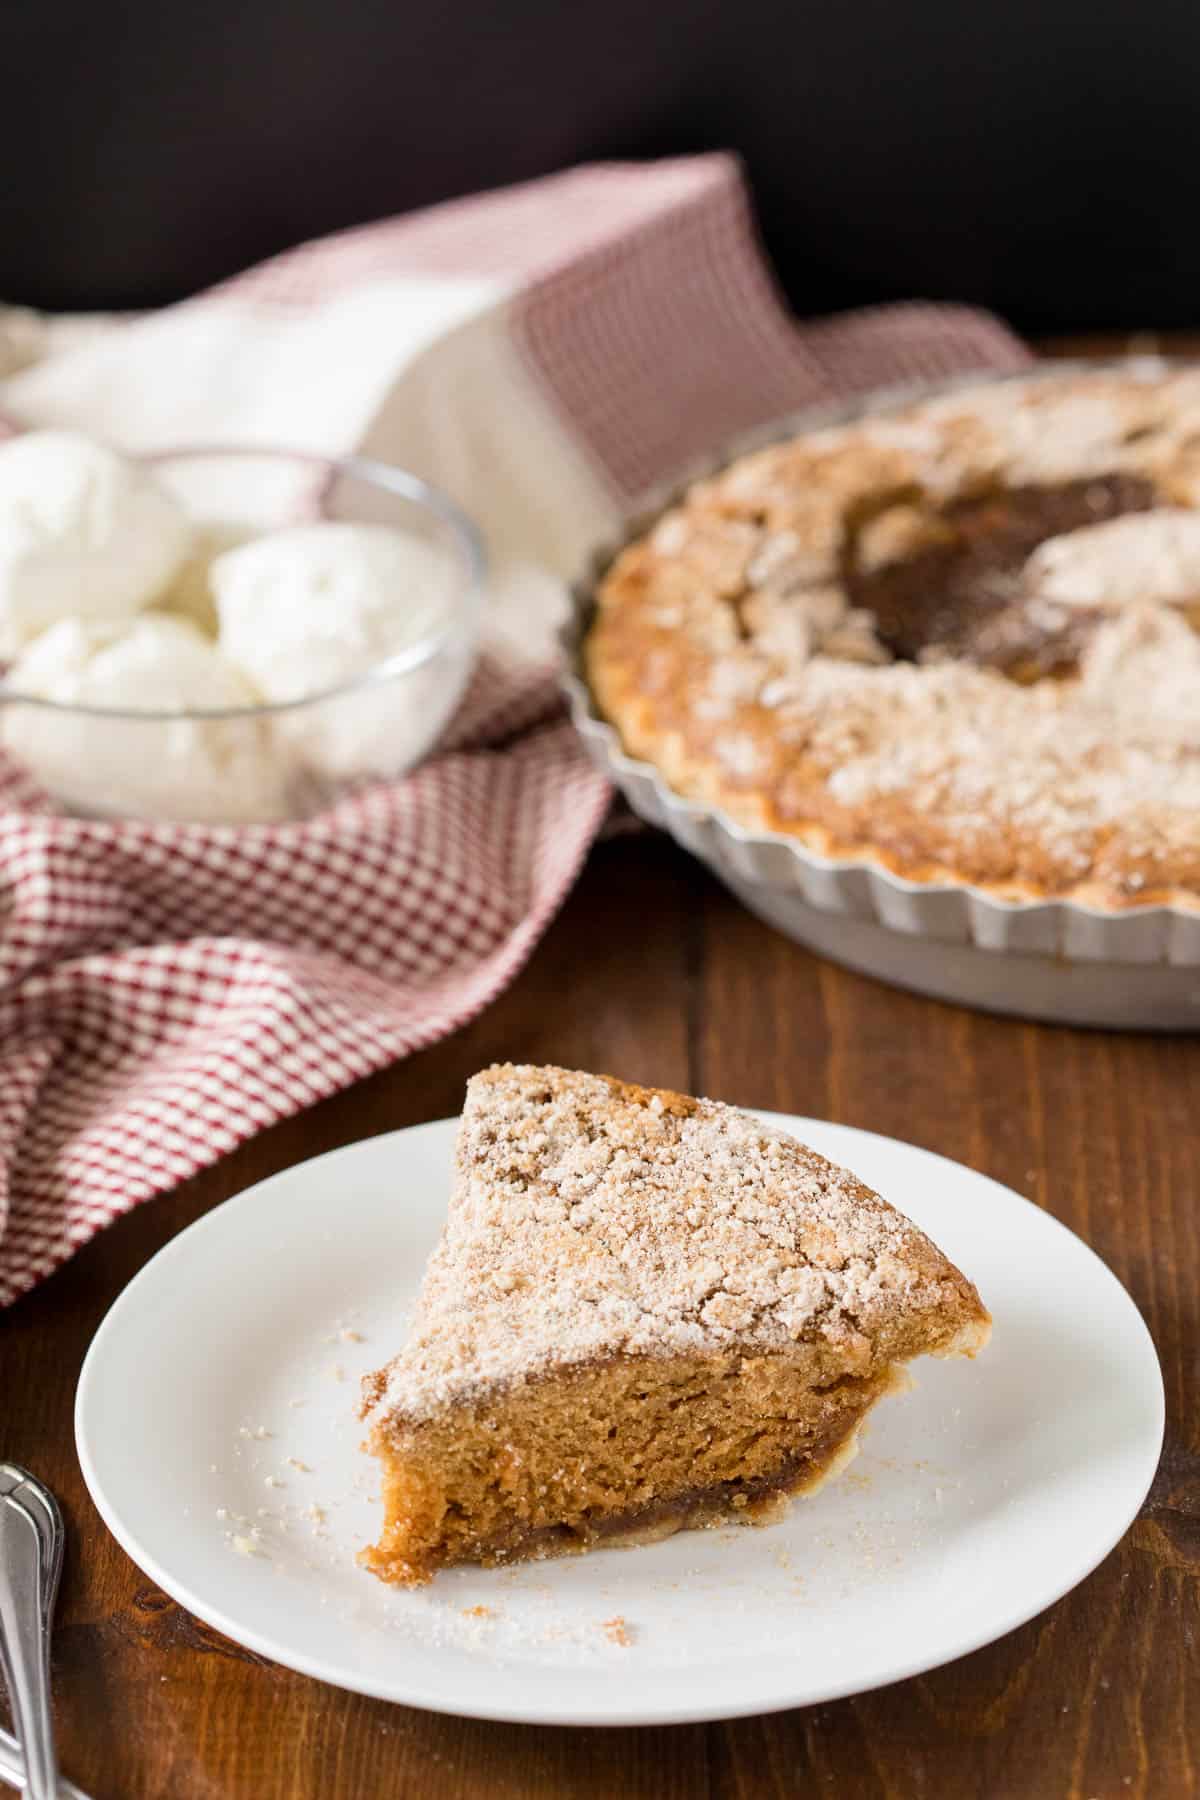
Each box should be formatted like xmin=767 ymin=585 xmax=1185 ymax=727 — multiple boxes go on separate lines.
xmin=0 ymin=1471 xmax=65 ymax=1800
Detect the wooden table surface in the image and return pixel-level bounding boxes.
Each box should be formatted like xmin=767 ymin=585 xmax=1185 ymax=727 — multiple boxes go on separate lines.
xmin=4 ymin=341 xmax=1200 ymax=1799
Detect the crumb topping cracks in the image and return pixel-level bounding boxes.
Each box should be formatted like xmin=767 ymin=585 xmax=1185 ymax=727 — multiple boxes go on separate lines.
xmin=365 ymin=1066 xmax=984 ymax=1426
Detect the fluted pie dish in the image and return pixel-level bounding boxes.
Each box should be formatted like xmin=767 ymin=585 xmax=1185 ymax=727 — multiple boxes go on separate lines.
xmin=566 ymin=363 xmax=1200 ymax=1028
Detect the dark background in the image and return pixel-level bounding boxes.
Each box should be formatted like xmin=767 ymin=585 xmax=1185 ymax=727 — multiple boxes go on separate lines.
xmin=6 ymin=0 xmax=1197 ymax=328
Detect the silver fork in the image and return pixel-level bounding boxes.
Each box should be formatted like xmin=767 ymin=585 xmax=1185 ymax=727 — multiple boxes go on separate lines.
xmin=0 ymin=1466 xmax=64 ymax=1800
xmin=0 ymin=1723 xmax=89 ymax=1799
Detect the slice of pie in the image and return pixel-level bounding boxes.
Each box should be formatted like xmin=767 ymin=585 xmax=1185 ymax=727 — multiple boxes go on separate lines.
xmin=360 ymin=1064 xmax=990 ymax=1585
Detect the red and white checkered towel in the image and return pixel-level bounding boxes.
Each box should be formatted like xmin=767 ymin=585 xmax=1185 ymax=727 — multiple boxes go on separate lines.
xmin=0 ymin=153 xmax=1030 ymax=1306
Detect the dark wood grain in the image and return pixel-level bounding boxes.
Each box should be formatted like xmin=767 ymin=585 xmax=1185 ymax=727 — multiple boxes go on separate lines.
xmin=4 ymin=345 xmax=1200 ymax=1799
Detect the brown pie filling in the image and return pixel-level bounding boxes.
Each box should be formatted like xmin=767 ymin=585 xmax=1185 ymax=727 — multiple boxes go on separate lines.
xmin=362 ymin=1349 xmax=896 ymax=1585
xmin=844 ymin=472 xmax=1161 ymax=676
xmin=587 ymin=371 xmax=1200 ymax=903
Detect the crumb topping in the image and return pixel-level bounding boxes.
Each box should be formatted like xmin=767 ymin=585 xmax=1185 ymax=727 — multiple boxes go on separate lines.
xmin=586 ymin=367 xmax=1200 ymax=902
xmin=364 ymin=1066 xmax=987 ymax=1428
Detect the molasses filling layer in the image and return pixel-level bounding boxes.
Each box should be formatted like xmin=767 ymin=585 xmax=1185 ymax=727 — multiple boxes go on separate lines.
xmin=845 ymin=472 xmax=1160 ymax=673
xmin=362 ymin=1355 xmax=889 ymax=1584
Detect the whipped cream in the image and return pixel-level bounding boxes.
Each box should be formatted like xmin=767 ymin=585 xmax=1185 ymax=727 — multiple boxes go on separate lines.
xmin=162 ymin=519 xmax=256 ymax=636
xmin=3 ymin=614 xmax=294 ymax=821
xmin=212 ymin=521 xmax=456 ymax=701
xmin=0 ymin=432 xmax=476 ymax=817
xmin=0 ymin=430 xmax=192 ymax=657
xmin=212 ymin=521 xmax=466 ymax=779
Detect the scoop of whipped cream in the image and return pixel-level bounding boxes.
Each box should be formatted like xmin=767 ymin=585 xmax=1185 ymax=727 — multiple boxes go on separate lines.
xmin=0 ymin=430 xmax=193 ymax=657
xmin=3 ymin=614 xmax=294 ymax=821
xmin=212 ymin=521 xmax=467 ymax=779
xmin=212 ymin=521 xmax=456 ymax=699
xmin=161 ymin=520 xmax=257 ymax=636
xmin=1024 ymin=507 xmax=1200 ymax=608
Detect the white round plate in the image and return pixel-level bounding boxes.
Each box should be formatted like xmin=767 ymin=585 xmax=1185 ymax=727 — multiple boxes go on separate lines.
xmin=76 ymin=1115 xmax=1164 ymax=1727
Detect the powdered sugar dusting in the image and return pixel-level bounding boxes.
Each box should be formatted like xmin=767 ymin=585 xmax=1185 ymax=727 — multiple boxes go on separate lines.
xmin=810 ymin=608 xmax=1200 ymax=875
xmin=364 ymin=1066 xmax=985 ymax=1429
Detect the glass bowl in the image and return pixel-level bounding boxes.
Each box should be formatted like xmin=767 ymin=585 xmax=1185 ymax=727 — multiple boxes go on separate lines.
xmin=0 ymin=447 xmax=486 ymax=823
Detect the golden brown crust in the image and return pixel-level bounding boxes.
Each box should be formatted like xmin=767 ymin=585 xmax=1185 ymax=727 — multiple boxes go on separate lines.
xmin=585 ymin=368 xmax=1200 ymax=908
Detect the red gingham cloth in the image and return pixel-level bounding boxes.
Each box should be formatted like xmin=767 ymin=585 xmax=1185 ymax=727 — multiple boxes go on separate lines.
xmin=0 ymin=154 xmax=1031 ymax=1306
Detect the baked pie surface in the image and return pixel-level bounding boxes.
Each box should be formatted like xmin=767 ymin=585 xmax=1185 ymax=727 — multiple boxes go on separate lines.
xmin=360 ymin=1064 xmax=989 ymax=1585
xmin=585 ymin=368 xmax=1200 ymax=908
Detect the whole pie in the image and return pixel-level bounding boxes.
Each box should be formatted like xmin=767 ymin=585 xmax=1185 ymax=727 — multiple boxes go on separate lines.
xmin=360 ymin=1064 xmax=989 ymax=1585
xmin=585 ymin=366 xmax=1200 ymax=908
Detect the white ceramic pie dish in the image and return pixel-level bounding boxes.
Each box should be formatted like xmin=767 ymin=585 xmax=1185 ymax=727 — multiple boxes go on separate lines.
xmin=562 ymin=364 xmax=1200 ymax=1030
